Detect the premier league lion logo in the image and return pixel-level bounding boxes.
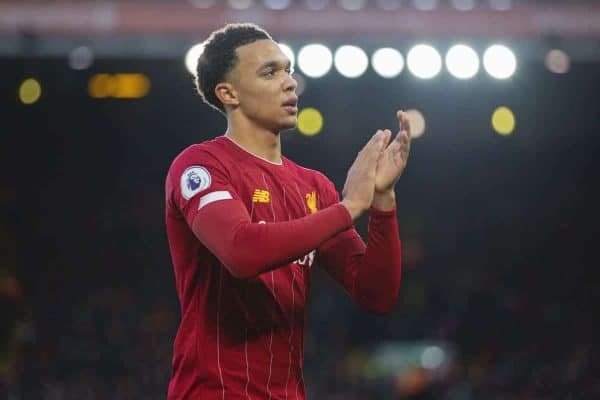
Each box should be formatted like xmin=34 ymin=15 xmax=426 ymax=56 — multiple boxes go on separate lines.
xmin=187 ymin=170 xmax=202 ymax=191
xmin=180 ymin=166 xmax=211 ymax=200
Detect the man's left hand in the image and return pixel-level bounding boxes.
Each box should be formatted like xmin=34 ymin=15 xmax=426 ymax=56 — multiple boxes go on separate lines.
xmin=374 ymin=110 xmax=412 ymax=193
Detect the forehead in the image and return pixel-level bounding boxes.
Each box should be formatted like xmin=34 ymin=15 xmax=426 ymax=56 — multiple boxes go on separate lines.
xmin=234 ymin=39 xmax=288 ymax=69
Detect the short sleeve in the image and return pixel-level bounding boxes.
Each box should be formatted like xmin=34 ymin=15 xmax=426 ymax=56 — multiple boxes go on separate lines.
xmin=167 ymin=148 xmax=241 ymax=227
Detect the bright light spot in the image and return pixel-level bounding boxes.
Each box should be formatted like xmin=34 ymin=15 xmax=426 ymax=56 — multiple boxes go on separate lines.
xmin=489 ymin=0 xmax=512 ymax=11
xmin=297 ymin=108 xmax=323 ymax=136
xmin=376 ymin=0 xmax=401 ymax=10
xmin=334 ymin=45 xmax=368 ymax=78
xmin=19 ymin=78 xmax=42 ymax=105
xmin=113 ymin=74 xmax=151 ymax=98
xmin=264 ymin=0 xmax=291 ymax=9
xmin=293 ymin=73 xmax=307 ymax=96
xmin=372 ymin=48 xmax=404 ymax=78
xmin=88 ymin=74 xmax=150 ymax=99
xmin=451 ymin=0 xmax=475 ymax=11
xmin=89 ymin=74 xmax=113 ymax=98
xmin=406 ymin=109 xmax=426 ymax=138
xmin=413 ymin=0 xmax=438 ymax=11
xmin=545 ymin=49 xmax=570 ymax=74
xmin=483 ymin=44 xmax=516 ymax=79
xmin=68 ymin=46 xmax=94 ymax=70
xmin=189 ymin=0 xmax=216 ymax=7
xmin=421 ymin=346 xmax=445 ymax=369
xmin=445 ymin=44 xmax=479 ymax=79
xmin=306 ymin=0 xmax=330 ymax=10
xmin=185 ymin=42 xmax=206 ymax=76
xmin=298 ymin=44 xmax=333 ymax=78
xmin=228 ymin=0 xmax=254 ymax=9
xmin=338 ymin=0 xmax=367 ymax=11
xmin=407 ymin=44 xmax=442 ymax=79
xmin=491 ymin=106 xmax=515 ymax=135
xmin=278 ymin=43 xmax=295 ymax=71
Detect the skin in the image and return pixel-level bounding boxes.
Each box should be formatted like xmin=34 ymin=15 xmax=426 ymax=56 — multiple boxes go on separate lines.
xmin=214 ymin=39 xmax=411 ymax=220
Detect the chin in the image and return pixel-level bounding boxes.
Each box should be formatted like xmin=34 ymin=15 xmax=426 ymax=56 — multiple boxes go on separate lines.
xmin=277 ymin=118 xmax=298 ymax=133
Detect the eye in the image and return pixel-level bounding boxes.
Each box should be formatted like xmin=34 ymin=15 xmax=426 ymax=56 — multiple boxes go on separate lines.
xmin=263 ymin=69 xmax=275 ymax=77
xmin=286 ymin=66 xmax=294 ymax=75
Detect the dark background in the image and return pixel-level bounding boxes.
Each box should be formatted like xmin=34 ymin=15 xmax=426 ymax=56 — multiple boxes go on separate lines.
xmin=1 ymin=53 xmax=599 ymax=398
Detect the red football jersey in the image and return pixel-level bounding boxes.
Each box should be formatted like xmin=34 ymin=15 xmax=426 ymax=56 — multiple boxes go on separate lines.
xmin=165 ymin=135 xmax=362 ymax=399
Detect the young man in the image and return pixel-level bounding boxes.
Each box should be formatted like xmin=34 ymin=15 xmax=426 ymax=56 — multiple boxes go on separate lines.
xmin=165 ymin=23 xmax=411 ymax=399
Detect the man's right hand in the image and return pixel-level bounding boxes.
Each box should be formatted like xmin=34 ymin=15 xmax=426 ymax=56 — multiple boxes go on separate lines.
xmin=341 ymin=130 xmax=390 ymax=220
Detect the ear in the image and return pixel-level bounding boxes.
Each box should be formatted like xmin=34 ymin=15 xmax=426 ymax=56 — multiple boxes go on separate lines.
xmin=215 ymin=82 xmax=239 ymax=108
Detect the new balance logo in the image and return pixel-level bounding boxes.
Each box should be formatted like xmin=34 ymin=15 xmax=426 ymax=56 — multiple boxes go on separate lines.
xmin=252 ymin=189 xmax=270 ymax=203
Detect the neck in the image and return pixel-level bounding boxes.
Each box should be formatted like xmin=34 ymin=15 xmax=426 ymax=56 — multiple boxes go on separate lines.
xmin=225 ymin=112 xmax=282 ymax=164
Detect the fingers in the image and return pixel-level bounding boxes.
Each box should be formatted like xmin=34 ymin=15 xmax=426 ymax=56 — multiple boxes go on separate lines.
xmin=396 ymin=110 xmax=412 ymax=139
xmin=394 ymin=110 xmax=412 ymax=154
xmin=361 ymin=129 xmax=387 ymax=158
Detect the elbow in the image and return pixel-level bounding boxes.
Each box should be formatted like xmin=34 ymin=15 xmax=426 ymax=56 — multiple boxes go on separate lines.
xmin=221 ymin=254 xmax=262 ymax=280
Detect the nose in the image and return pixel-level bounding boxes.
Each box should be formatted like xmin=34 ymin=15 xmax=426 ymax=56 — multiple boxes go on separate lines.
xmin=283 ymin=73 xmax=297 ymax=92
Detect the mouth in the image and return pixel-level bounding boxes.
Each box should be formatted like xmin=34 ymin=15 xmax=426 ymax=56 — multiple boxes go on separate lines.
xmin=282 ymin=97 xmax=298 ymax=115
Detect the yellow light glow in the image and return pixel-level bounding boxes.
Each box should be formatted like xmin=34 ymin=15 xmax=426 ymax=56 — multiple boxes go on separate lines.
xmin=491 ymin=106 xmax=516 ymax=135
xmin=88 ymin=73 xmax=150 ymax=99
xmin=113 ymin=74 xmax=151 ymax=98
xmin=297 ymin=107 xmax=323 ymax=136
xmin=19 ymin=78 xmax=42 ymax=104
xmin=88 ymin=74 xmax=112 ymax=98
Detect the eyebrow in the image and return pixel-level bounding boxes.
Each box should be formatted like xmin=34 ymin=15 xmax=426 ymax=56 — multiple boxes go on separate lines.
xmin=256 ymin=59 xmax=292 ymax=73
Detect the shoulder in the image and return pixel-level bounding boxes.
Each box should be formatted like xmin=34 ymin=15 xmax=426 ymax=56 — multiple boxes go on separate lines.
xmin=166 ymin=138 xmax=237 ymax=195
xmin=168 ymin=138 xmax=233 ymax=177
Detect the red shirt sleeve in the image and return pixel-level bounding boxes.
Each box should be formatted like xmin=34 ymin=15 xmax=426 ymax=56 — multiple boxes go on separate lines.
xmin=168 ymin=148 xmax=242 ymax=227
xmin=316 ymin=178 xmax=402 ymax=314
xmin=167 ymin=149 xmax=354 ymax=279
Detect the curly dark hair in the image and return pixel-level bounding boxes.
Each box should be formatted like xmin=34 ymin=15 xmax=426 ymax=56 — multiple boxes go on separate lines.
xmin=194 ymin=23 xmax=272 ymax=114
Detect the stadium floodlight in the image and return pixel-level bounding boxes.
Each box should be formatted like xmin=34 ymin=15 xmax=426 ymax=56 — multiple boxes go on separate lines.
xmin=185 ymin=43 xmax=205 ymax=75
xmin=489 ymin=0 xmax=512 ymax=11
xmin=545 ymin=49 xmax=570 ymax=74
xmin=406 ymin=109 xmax=426 ymax=138
xmin=263 ymin=0 xmax=292 ymax=10
xmin=334 ymin=45 xmax=369 ymax=78
xmin=298 ymin=44 xmax=333 ymax=78
xmin=413 ymin=0 xmax=438 ymax=11
xmin=376 ymin=0 xmax=401 ymax=10
xmin=68 ymin=46 xmax=94 ymax=71
xmin=278 ymin=43 xmax=295 ymax=70
xmin=227 ymin=0 xmax=254 ymax=9
xmin=371 ymin=48 xmax=404 ymax=78
xmin=407 ymin=44 xmax=442 ymax=79
xmin=338 ymin=0 xmax=368 ymax=11
xmin=189 ymin=0 xmax=216 ymax=8
xmin=445 ymin=44 xmax=479 ymax=79
xmin=483 ymin=44 xmax=516 ymax=79
xmin=451 ymin=0 xmax=475 ymax=10
xmin=421 ymin=346 xmax=445 ymax=369
xmin=19 ymin=78 xmax=42 ymax=105
xmin=305 ymin=0 xmax=330 ymax=10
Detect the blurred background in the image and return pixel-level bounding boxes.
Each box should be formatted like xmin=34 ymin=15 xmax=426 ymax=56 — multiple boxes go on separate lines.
xmin=1 ymin=0 xmax=599 ymax=398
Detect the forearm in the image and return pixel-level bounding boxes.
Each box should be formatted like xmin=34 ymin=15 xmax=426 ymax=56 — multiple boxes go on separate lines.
xmin=353 ymin=207 xmax=402 ymax=314
xmin=192 ymin=201 xmax=353 ymax=279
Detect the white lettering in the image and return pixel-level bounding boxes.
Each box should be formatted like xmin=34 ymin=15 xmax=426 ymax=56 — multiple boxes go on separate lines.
xmin=293 ymin=250 xmax=316 ymax=269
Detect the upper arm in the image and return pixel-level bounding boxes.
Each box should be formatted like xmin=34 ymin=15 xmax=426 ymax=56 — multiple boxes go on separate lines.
xmin=167 ymin=149 xmax=242 ymax=228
